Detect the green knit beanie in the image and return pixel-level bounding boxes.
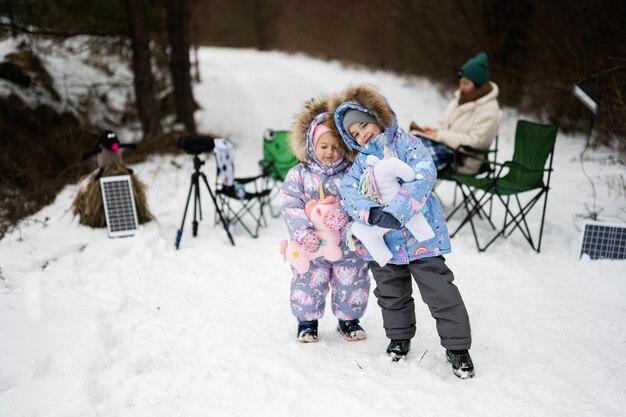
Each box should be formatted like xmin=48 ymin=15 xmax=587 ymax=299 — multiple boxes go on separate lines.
xmin=458 ymin=52 xmax=489 ymax=87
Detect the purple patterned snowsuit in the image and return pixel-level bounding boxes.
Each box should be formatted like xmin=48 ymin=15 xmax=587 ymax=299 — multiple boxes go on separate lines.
xmin=280 ymin=114 xmax=370 ymax=322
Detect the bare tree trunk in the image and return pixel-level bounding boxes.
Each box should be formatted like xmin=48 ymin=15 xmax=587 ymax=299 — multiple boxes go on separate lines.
xmin=7 ymin=0 xmax=18 ymax=37
xmin=125 ymin=0 xmax=162 ymax=139
xmin=193 ymin=44 xmax=200 ymax=83
xmin=190 ymin=0 xmax=201 ymax=83
xmin=250 ymin=0 xmax=265 ymax=49
xmin=165 ymin=0 xmax=196 ymax=133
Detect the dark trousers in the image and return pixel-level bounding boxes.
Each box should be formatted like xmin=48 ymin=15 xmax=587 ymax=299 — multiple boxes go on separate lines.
xmin=369 ymin=256 xmax=472 ymax=350
xmin=419 ymin=137 xmax=455 ymax=172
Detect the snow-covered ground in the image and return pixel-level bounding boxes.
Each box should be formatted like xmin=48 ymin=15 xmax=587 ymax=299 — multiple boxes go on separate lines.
xmin=1 ymin=46 xmax=625 ymax=417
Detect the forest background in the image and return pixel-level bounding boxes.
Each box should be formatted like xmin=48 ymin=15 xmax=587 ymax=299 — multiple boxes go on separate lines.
xmin=0 ymin=0 xmax=624 ymax=237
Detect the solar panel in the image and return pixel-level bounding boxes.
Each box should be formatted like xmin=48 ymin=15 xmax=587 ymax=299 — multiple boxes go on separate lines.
xmin=100 ymin=175 xmax=139 ymax=238
xmin=579 ymin=221 xmax=626 ymax=260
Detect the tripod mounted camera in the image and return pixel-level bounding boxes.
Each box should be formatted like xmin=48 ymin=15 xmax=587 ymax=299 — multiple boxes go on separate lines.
xmin=175 ymin=135 xmax=235 ymax=249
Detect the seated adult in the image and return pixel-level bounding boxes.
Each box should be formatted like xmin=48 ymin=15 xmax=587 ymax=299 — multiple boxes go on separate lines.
xmin=410 ymin=52 xmax=501 ymax=175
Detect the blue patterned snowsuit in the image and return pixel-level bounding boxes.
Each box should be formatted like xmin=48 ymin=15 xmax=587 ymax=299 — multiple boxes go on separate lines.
xmin=335 ymin=92 xmax=472 ymax=349
xmin=280 ymin=114 xmax=370 ymax=322
xmin=335 ymin=102 xmax=452 ymax=262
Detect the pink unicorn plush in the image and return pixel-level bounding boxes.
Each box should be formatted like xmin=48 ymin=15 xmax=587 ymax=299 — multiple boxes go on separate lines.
xmin=281 ymin=196 xmax=346 ymax=274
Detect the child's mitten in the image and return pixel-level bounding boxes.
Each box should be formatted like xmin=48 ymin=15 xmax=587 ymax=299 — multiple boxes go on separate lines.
xmin=368 ymin=207 xmax=402 ymax=229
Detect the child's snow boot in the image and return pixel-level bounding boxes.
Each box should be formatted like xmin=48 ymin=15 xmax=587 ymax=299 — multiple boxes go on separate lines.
xmin=446 ymin=349 xmax=475 ymax=379
xmin=386 ymin=339 xmax=411 ymax=361
xmin=297 ymin=320 xmax=318 ymax=343
xmin=337 ymin=319 xmax=367 ymax=341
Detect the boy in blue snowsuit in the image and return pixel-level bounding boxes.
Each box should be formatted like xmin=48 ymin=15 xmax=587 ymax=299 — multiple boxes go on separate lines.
xmin=280 ymin=96 xmax=370 ymax=343
xmin=333 ymin=84 xmax=475 ymax=379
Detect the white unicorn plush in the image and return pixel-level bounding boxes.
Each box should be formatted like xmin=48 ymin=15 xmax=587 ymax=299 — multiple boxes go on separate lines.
xmin=351 ymin=154 xmax=435 ymax=266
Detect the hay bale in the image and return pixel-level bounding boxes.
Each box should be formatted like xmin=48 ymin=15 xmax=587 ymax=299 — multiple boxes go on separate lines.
xmin=72 ymin=165 xmax=153 ymax=228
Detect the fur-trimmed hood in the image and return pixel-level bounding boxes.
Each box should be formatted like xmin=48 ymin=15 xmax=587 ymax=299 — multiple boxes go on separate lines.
xmin=329 ymin=84 xmax=398 ymax=150
xmin=289 ymin=95 xmax=333 ymax=163
xmin=289 ymin=95 xmax=356 ymax=167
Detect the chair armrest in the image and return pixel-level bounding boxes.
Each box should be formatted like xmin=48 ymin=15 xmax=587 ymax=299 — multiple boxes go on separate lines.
xmin=503 ymin=161 xmax=552 ymax=173
xmin=457 ymin=144 xmax=487 ymax=155
xmin=455 ymin=145 xmax=490 ymax=163
xmin=235 ymin=174 xmax=266 ymax=184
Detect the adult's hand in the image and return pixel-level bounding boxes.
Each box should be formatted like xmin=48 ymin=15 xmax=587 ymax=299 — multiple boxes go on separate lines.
xmin=422 ymin=128 xmax=439 ymax=139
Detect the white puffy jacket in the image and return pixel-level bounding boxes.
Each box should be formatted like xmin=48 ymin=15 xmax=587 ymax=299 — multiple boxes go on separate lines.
xmin=437 ymin=82 xmax=502 ymax=175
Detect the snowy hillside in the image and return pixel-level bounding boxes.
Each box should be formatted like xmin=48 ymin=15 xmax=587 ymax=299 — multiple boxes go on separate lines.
xmin=1 ymin=47 xmax=625 ymax=417
xmin=0 ymin=35 xmax=133 ymax=129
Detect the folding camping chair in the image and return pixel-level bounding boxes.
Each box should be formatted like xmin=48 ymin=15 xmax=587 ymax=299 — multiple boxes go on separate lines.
xmin=437 ymin=135 xmax=499 ymax=221
xmin=213 ymin=138 xmax=271 ymax=238
xmin=448 ymin=120 xmax=557 ymax=252
xmin=258 ymin=129 xmax=298 ymax=217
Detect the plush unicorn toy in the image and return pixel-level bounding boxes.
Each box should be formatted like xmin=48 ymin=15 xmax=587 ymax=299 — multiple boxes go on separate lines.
xmin=280 ymin=195 xmax=346 ymax=274
xmin=351 ymin=154 xmax=435 ymax=266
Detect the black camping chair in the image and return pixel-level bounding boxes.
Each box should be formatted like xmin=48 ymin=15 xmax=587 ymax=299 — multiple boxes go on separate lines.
xmin=213 ymin=138 xmax=271 ymax=238
xmin=448 ymin=120 xmax=558 ymax=252
xmin=258 ymin=129 xmax=298 ymax=217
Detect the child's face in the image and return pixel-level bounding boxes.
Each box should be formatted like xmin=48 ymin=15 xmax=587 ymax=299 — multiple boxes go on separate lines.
xmin=315 ymin=132 xmax=343 ymax=165
xmin=349 ymin=122 xmax=383 ymax=147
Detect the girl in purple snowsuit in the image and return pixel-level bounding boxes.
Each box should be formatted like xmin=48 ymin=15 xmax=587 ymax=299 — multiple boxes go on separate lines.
xmin=280 ymin=96 xmax=370 ymax=343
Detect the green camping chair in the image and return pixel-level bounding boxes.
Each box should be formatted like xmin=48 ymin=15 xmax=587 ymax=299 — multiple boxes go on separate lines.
xmin=448 ymin=120 xmax=557 ymax=252
xmin=437 ymin=135 xmax=499 ymax=222
xmin=259 ymin=129 xmax=298 ymax=217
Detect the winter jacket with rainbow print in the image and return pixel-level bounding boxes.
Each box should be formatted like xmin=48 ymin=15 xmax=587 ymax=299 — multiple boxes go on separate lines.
xmin=334 ymin=84 xmax=451 ymax=263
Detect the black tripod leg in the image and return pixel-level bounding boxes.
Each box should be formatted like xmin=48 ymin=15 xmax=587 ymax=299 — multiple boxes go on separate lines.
xmin=175 ymin=176 xmax=196 ymax=249
xmin=200 ymin=172 xmax=235 ymax=246
xmin=192 ymin=173 xmax=201 ymax=237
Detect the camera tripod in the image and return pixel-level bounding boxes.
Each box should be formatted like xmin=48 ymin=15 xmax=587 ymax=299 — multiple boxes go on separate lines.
xmin=175 ymin=154 xmax=235 ymax=249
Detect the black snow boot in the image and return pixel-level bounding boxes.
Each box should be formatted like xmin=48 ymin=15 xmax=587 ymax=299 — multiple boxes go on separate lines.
xmin=386 ymin=339 xmax=411 ymax=361
xmin=297 ymin=320 xmax=318 ymax=343
xmin=337 ymin=319 xmax=367 ymax=341
xmin=446 ymin=350 xmax=475 ymax=379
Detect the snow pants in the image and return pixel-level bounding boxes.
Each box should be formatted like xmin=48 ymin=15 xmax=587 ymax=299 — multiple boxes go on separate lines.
xmin=290 ymin=252 xmax=370 ymax=322
xmin=369 ymin=256 xmax=472 ymax=350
